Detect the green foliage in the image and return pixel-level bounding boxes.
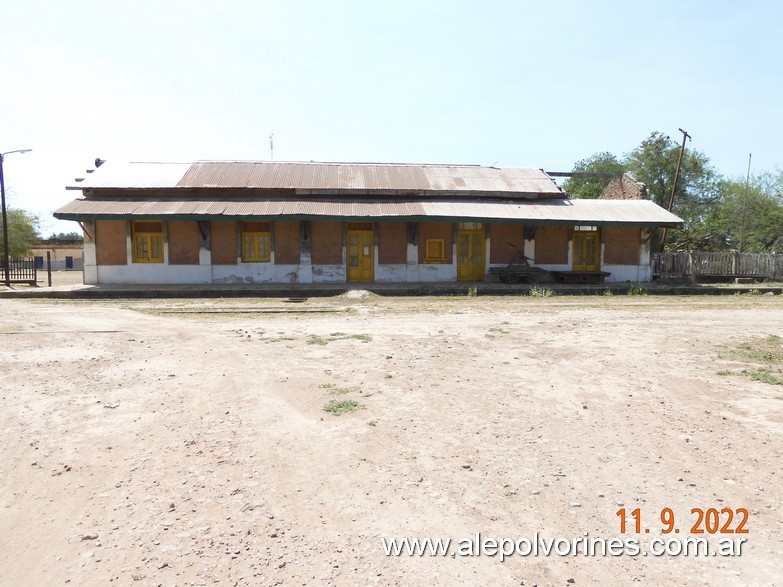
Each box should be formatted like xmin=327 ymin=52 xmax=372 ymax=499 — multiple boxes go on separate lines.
xmin=323 ymin=399 xmax=361 ymax=415
xmin=747 ymin=369 xmax=782 ymax=385
xmin=47 ymin=231 xmax=83 ymax=241
xmin=696 ymin=173 xmax=783 ymax=252
xmin=307 ymin=333 xmax=373 ymax=345
xmin=562 ymin=152 xmax=626 ymax=199
xmin=1 ymin=208 xmax=41 ymax=257
xmin=627 ymin=283 xmax=647 ymax=296
xmin=733 ymin=335 xmax=783 ymax=364
xmin=562 ymin=131 xmax=783 ymax=253
xmin=625 ymin=132 xmax=720 ymax=251
xmin=528 ymin=285 xmax=555 ymax=298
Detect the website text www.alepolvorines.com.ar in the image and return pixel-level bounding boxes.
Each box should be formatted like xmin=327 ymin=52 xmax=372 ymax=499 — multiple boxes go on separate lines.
xmin=381 ymin=532 xmax=747 ymax=562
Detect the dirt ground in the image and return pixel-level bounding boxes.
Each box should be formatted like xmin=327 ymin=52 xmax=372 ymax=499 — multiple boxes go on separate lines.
xmin=0 ymin=294 xmax=781 ymax=586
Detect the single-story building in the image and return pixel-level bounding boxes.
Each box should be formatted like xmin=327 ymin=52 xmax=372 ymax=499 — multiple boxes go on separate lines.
xmin=28 ymin=239 xmax=84 ymax=270
xmin=54 ymin=161 xmax=682 ymax=285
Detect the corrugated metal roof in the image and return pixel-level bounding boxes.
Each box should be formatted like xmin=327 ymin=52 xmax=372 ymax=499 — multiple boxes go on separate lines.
xmin=68 ymin=160 xmax=563 ymax=197
xmin=54 ymin=197 xmax=683 ymax=227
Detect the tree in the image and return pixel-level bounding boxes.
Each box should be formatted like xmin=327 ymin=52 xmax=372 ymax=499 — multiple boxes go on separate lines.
xmin=47 ymin=231 xmax=83 ymax=241
xmin=1 ymin=208 xmax=41 ymax=257
xmin=625 ymin=131 xmax=719 ymax=213
xmin=697 ymin=173 xmax=783 ymax=253
xmin=562 ymin=152 xmax=626 ymax=199
xmin=567 ymin=132 xmax=721 ymax=251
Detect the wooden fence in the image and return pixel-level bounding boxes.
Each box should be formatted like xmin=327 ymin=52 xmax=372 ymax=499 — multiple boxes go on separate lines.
xmin=653 ymin=252 xmax=783 ymax=281
xmin=1 ymin=257 xmax=38 ymax=285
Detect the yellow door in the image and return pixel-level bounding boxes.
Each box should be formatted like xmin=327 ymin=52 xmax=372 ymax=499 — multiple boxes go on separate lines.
xmin=347 ymin=229 xmax=374 ymax=282
xmin=572 ymin=231 xmax=600 ymax=271
xmin=457 ymin=223 xmax=485 ymax=281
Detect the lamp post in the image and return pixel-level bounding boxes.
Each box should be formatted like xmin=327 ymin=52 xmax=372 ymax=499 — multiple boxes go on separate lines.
xmin=1 ymin=149 xmax=32 ymax=286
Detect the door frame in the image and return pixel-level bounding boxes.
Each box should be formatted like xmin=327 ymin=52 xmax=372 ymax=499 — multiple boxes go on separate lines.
xmin=572 ymin=226 xmax=601 ymax=271
xmin=346 ymin=223 xmax=375 ymax=282
xmin=456 ymin=222 xmax=486 ymax=281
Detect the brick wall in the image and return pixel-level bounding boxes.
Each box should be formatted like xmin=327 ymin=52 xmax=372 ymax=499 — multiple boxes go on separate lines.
xmin=378 ymin=222 xmax=407 ymax=264
xmin=311 ymin=221 xmax=343 ymax=264
xmin=211 ymin=221 xmax=238 ymax=265
xmin=489 ymin=223 xmax=525 ymax=264
xmin=275 ymin=221 xmax=300 ymax=264
xmin=168 ymin=220 xmax=200 ymax=265
xmin=95 ymin=220 xmax=127 ymax=265
xmin=535 ymin=225 xmax=569 ymax=264
xmin=603 ymin=227 xmax=641 ymax=265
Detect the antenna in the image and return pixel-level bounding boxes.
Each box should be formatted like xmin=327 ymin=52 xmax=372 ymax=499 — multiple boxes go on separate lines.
xmin=269 ymin=133 xmax=274 ymax=160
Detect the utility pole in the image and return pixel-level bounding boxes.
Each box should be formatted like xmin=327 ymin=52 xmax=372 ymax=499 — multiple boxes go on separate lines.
xmin=738 ymin=153 xmax=751 ymax=253
xmin=1 ymin=149 xmax=33 ymax=286
xmin=269 ymin=133 xmax=274 ymax=160
xmin=659 ymin=128 xmax=691 ymax=252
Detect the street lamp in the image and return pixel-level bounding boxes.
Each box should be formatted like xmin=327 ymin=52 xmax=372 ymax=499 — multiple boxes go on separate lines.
xmin=1 ymin=149 xmax=32 ymax=287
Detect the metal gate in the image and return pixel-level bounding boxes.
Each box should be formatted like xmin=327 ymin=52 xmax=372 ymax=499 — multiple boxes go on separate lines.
xmin=2 ymin=257 xmax=37 ymax=285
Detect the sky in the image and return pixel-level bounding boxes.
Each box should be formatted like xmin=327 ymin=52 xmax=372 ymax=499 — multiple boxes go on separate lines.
xmin=1 ymin=0 xmax=781 ymax=235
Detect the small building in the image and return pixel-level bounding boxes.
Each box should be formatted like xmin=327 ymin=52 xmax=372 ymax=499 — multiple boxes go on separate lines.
xmin=54 ymin=161 xmax=682 ymax=285
xmin=28 ymin=239 xmax=84 ymax=270
xmin=599 ymin=173 xmax=647 ymax=200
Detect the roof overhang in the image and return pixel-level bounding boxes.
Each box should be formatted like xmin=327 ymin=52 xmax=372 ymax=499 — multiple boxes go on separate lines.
xmin=54 ymin=197 xmax=684 ymax=228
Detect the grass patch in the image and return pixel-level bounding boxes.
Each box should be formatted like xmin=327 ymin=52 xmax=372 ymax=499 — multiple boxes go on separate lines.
xmin=319 ymin=382 xmax=360 ymax=395
xmin=716 ymin=369 xmax=732 ymax=376
xmin=323 ymin=399 xmax=362 ymax=415
xmin=261 ymin=336 xmax=296 ymax=343
xmin=720 ymin=336 xmax=783 ymax=385
xmin=747 ymin=369 xmax=783 ymax=385
xmin=330 ymin=386 xmax=358 ymax=395
xmin=732 ymin=335 xmax=783 ymax=364
xmin=308 ymin=333 xmax=373 ymax=345
xmin=529 ymin=285 xmax=555 ymax=298
xmin=627 ymin=283 xmax=647 ymax=296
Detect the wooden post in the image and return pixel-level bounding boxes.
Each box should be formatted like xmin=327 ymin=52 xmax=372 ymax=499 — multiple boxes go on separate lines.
xmin=47 ymin=251 xmax=52 ymax=287
xmin=689 ymin=251 xmax=695 ymax=283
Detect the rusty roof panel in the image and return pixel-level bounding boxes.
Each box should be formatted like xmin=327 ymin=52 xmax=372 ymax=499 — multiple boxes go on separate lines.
xmin=54 ymin=197 xmax=682 ymax=226
xmin=70 ymin=160 xmax=563 ymax=197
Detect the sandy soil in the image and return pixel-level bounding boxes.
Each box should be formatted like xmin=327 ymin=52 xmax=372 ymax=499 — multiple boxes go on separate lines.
xmin=0 ymin=294 xmax=781 ymax=586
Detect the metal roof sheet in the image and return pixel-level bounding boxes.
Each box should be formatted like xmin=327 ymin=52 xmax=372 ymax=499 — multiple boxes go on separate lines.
xmin=69 ymin=160 xmax=563 ymax=197
xmin=54 ymin=197 xmax=682 ymax=227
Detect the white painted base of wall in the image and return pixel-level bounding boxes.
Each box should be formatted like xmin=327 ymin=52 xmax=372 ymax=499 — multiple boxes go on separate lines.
xmin=312 ymin=265 xmax=345 ymax=283
xmin=85 ymin=263 xmax=652 ymax=285
xmin=418 ymin=263 xmax=457 ymax=282
xmin=376 ymin=264 xmax=407 ymax=282
xmin=212 ymin=263 xmax=299 ymax=284
xmin=97 ymin=264 xmax=212 ymax=284
xmin=603 ymin=264 xmax=651 ymax=282
xmin=84 ymin=265 xmax=98 ymax=285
